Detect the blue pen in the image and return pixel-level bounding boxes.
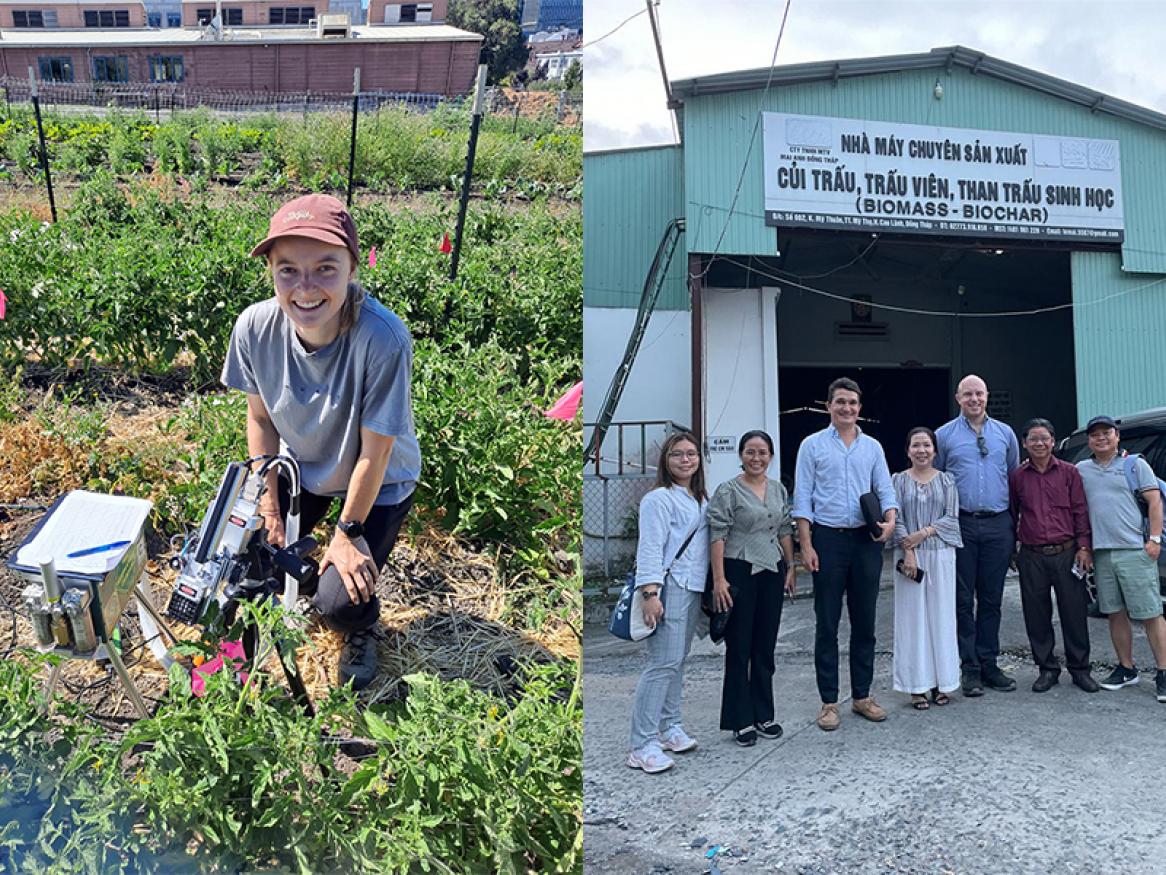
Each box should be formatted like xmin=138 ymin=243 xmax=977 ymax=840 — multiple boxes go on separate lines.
xmin=67 ymin=539 xmax=131 ymax=559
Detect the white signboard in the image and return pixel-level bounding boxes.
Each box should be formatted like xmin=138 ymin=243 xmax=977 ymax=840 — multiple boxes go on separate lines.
xmin=707 ymin=435 xmax=736 ymax=454
xmin=763 ymin=112 xmax=1124 ymax=242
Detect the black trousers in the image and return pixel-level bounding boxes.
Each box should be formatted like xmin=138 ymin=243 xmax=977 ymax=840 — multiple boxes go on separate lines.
xmin=811 ymin=525 xmax=882 ymax=703
xmin=719 ymin=557 xmax=785 ymax=731
xmin=1016 ymin=547 xmax=1091 ymax=673
xmin=277 ymin=479 xmax=413 ymax=634
xmin=955 ymin=511 xmax=1014 ymax=673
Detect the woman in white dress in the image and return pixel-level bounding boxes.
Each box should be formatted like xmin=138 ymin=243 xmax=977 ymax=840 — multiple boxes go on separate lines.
xmin=891 ymin=427 xmax=963 ymax=709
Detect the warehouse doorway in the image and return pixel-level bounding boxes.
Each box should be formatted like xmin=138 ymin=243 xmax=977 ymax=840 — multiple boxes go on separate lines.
xmin=777 ymin=365 xmax=951 ymax=488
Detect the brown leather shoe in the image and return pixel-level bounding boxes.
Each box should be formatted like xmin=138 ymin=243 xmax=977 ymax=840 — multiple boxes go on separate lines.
xmin=817 ymin=703 xmax=840 ymax=731
xmin=851 ymin=696 xmax=888 ymax=722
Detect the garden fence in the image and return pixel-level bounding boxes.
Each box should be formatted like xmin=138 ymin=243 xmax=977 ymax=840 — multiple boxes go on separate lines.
xmin=0 ymin=77 xmax=581 ymax=125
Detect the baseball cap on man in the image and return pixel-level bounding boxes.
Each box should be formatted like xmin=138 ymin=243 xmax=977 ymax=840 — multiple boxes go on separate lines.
xmin=250 ymin=194 xmax=359 ymax=263
xmin=1086 ymin=415 xmax=1117 ymax=433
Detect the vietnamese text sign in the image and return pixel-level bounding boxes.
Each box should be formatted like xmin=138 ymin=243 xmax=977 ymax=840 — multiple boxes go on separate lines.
xmin=762 ymin=112 xmax=1124 ymax=242
xmin=707 ymin=435 xmax=736 ymax=454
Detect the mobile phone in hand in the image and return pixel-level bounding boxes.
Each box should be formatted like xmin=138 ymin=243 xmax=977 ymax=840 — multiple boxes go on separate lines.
xmin=896 ymin=559 xmax=925 ymax=583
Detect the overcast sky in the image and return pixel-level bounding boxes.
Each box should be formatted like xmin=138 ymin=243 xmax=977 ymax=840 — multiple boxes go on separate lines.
xmin=584 ymin=0 xmax=1166 ymax=152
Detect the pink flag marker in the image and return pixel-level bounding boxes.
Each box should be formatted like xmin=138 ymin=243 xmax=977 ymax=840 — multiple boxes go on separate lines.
xmin=0 ymin=289 xmax=6 ymax=320
xmin=545 ymin=381 xmax=582 ymax=420
xmin=368 ymin=247 xmax=377 ymax=269
xmin=440 ymin=233 xmax=452 ymax=254
xmin=191 ymin=639 xmax=249 ymax=697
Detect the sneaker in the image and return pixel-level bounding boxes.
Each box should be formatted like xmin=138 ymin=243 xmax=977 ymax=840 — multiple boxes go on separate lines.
xmin=659 ymin=724 xmax=698 ymax=753
xmin=817 ymin=703 xmax=840 ymax=732
xmin=627 ymin=741 xmax=674 ymax=773
xmin=1156 ymin=669 xmax=1166 ymax=703
xmin=851 ymin=696 xmax=888 ymax=722
xmin=754 ymin=720 xmax=784 ymax=740
xmin=338 ymin=627 xmax=379 ymax=691
xmin=1099 ymin=664 xmax=1139 ymax=690
xmin=733 ymin=728 xmax=758 ymax=747
xmin=981 ymin=665 xmax=1017 ymax=692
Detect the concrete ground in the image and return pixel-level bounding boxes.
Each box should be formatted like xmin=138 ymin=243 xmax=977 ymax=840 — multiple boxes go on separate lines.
xmin=583 ymin=564 xmax=1166 ymax=874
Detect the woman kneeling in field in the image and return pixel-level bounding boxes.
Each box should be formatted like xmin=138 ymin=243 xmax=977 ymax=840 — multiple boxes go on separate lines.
xmin=221 ymin=194 xmax=421 ymax=690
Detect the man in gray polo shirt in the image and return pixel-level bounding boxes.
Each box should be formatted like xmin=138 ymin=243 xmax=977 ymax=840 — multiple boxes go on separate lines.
xmin=1075 ymin=415 xmax=1166 ymax=702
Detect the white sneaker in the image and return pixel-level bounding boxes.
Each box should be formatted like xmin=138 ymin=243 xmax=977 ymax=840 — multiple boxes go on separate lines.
xmin=658 ymin=724 xmax=698 ymax=753
xmin=626 ymin=741 xmax=675 ymax=774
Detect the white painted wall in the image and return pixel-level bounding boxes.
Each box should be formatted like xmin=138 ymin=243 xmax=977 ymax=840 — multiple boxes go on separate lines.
xmin=583 ymin=305 xmax=692 ymax=473
xmin=701 ymin=286 xmax=781 ymax=492
xmin=584 ymin=305 xmax=692 ymax=580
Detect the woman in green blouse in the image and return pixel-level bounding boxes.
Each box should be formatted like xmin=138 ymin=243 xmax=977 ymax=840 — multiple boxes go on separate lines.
xmin=709 ymin=430 xmax=797 ymax=746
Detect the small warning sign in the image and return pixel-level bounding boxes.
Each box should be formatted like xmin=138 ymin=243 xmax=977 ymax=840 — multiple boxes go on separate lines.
xmin=708 ymin=435 xmax=736 ymax=454
xmin=987 ymin=390 xmax=1012 ymax=422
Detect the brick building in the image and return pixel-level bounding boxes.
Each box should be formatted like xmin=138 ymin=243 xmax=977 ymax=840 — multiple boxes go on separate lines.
xmin=0 ymin=22 xmax=481 ymax=93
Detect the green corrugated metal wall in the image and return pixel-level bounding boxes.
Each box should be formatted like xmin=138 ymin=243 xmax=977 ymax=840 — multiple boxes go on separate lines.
xmin=683 ymin=66 xmax=1166 ymax=269
xmin=584 ymin=63 xmax=1166 ymax=424
xmin=582 ymin=145 xmax=688 ymax=309
xmin=1071 ymin=250 xmax=1166 ymax=420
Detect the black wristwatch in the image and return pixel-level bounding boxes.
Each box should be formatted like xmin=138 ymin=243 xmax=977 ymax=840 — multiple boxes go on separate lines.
xmin=337 ymin=518 xmax=365 ymax=540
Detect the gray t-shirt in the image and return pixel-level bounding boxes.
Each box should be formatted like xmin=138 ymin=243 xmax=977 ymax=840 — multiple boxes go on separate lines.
xmin=222 ymin=295 xmax=421 ymax=505
xmin=1076 ymin=454 xmax=1156 ymax=549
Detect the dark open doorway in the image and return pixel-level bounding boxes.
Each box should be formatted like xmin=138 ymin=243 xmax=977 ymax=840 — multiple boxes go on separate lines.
xmin=777 ymin=366 xmax=951 ymax=489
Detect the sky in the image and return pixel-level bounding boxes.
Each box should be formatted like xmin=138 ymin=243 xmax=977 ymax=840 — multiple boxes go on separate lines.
xmin=583 ymin=0 xmax=1166 ymax=152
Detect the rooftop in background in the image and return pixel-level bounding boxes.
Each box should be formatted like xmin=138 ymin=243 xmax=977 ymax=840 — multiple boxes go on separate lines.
xmin=670 ymin=44 xmax=1166 ymax=135
xmin=0 ymin=21 xmax=477 ymax=44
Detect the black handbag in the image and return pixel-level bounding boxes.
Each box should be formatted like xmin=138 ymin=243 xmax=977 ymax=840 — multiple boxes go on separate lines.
xmin=701 ymin=569 xmax=730 ymax=644
xmin=703 ymin=559 xmax=787 ymax=645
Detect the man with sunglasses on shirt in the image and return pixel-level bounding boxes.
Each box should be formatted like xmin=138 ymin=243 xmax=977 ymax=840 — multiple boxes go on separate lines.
xmin=935 ymin=374 xmax=1021 ymax=697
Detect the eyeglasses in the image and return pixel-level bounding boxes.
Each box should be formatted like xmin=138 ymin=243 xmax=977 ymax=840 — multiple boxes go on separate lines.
xmin=668 ymin=450 xmax=700 ymax=460
xmin=741 ymin=449 xmax=770 ymax=458
xmin=1025 ymin=436 xmax=1053 ymax=445
xmin=976 ymin=433 xmax=988 ymax=457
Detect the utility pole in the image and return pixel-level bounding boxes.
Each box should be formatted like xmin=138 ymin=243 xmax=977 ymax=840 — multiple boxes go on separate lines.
xmin=645 ymin=0 xmax=680 ymax=137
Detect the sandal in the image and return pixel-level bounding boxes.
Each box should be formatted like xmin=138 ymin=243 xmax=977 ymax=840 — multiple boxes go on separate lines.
xmin=911 ymin=694 xmax=930 ymax=710
xmin=930 ymin=688 xmax=950 ymax=706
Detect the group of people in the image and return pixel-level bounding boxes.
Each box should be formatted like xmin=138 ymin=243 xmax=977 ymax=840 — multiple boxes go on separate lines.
xmin=625 ymin=374 xmax=1166 ymax=774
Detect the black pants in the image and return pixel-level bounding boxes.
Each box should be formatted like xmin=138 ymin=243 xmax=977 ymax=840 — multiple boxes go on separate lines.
xmin=277 ymin=479 xmax=413 ymax=634
xmin=719 ymin=557 xmax=785 ymax=731
xmin=955 ymin=511 xmax=1014 ymax=673
xmin=812 ymin=525 xmax=882 ymax=703
xmin=1016 ymin=547 xmax=1091 ymax=673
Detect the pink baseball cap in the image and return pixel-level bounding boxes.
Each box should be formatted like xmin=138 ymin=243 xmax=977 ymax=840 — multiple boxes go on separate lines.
xmin=250 ymin=194 xmax=359 ymax=262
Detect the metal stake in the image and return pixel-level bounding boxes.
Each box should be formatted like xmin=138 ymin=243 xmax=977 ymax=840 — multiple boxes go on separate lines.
xmin=346 ymin=68 xmax=360 ymax=207
xmin=449 ymin=63 xmax=488 ymax=282
xmin=27 ymin=68 xmax=57 ymax=222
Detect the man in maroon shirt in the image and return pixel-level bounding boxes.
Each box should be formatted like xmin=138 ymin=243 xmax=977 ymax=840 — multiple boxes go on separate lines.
xmin=1008 ymin=418 xmax=1100 ymax=693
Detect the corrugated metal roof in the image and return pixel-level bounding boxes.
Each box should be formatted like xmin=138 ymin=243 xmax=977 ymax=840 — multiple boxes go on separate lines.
xmin=672 ymin=45 xmax=1166 ymax=135
xmin=0 ymin=21 xmax=478 ymax=44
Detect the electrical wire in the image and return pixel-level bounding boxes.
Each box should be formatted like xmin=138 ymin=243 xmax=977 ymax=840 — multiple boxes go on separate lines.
xmin=689 ymin=0 xmax=793 ymax=284
xmin=717 ymin=253 xmax=1166 ymax=318
xmin=580 ymin=6 xmax=648 ymax=50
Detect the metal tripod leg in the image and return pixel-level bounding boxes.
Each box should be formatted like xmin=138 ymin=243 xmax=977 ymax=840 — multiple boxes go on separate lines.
xmin=104 ymin=640 xmax=150 ymax=719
